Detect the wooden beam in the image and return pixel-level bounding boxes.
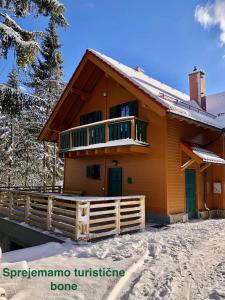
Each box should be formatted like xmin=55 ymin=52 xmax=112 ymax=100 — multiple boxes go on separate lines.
xmin=104 ymin=148 xmax=117 ymax=155
xmin=200 ymin=163 xmax=211 ymax=173
xmin=180 ymin=143 xmax=203 ymax=164
xmin=116 ymin=147 xmax=131 ymax=154
xmin=94 ymin=149 xmax=105 ymax=155
xmin=70 ymin=88 xmax=89 ymax=100
xmin=181 ymin=158 xmax=196 ymax=172
xmin=130 ymin=146 xmax=150 ymax=154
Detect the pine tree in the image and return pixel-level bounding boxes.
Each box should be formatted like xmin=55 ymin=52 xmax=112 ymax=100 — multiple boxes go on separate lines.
xmin=25 ymin=18 xmax=64 ymax=187
xmin=0 ymin=68 xmax=21 ymax=186
xmin=0 ymin=0 xmax=68 ymax=68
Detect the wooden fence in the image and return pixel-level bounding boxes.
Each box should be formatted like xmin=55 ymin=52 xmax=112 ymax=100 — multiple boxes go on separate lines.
xmin=0 ymin=190 xmax=145 ymax=241
xmin=0 ymin=186 xmax=62 ymax=193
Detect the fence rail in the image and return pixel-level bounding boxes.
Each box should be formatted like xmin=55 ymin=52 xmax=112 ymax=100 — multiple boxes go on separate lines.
xmin=0 ymin=186 xmax=62 ymax=193
xmin=0 ymin=191 xmax=145 ymax=241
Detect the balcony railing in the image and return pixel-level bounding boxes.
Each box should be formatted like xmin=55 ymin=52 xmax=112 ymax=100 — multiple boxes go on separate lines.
xmin=59 ymin=116 xmax=148 ymax=152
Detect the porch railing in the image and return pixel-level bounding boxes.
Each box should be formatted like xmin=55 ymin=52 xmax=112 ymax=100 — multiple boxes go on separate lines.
xmin=59 ymin=116 xmax=148 ymax=152
xmin=0 ymin=190 xmax=145 ymax=241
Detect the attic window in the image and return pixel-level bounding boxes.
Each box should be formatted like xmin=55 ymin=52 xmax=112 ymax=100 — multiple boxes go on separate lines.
xmin=80 ymin=111 xmax=102 ymax=125
xmin=110 ymin=100 xmax=138 ymax=118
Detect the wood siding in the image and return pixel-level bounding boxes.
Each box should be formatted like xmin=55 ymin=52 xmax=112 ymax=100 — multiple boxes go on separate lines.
xmin=64 ymin=76 xmax=167 ymax=215
xmin=166 ymin=117 xmax=225 ymax=215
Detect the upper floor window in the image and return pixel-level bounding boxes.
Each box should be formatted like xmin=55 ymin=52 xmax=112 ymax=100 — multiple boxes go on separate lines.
xmin=80 ymin=111 xmax=102 ymax=125
xmin=109 ymin=100 xmax=138 ymax=119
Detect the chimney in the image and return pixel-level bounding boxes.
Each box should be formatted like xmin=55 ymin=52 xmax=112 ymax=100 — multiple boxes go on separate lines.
xmin=188 ymin=67 xmax=206 ymax=110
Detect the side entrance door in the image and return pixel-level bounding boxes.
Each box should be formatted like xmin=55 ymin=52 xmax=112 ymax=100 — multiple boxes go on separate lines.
xmin=108 ymin=168 xmax=122 ymax=197
xmin=185 ymin=169 xmax=197 ymax=219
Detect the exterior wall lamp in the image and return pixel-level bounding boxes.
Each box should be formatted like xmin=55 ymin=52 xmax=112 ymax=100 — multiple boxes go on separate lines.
xmin=112 ymin=160 xmax=118 ymax=166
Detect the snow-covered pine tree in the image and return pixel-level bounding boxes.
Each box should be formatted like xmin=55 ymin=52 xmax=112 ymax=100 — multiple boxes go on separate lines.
xmin=0 ymin=0 xmax=68 ymax=68
xmin=0 ymin=68 xmax=22 ymax=186
xmin=25 ymin=17 xmax=64 ymax=187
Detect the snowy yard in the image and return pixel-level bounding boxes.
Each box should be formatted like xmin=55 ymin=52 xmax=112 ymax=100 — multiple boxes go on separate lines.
xmin=1 ymin=219 xmax=225 ymax=299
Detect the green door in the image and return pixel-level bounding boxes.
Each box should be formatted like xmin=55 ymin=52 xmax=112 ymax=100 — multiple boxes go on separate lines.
xmin=185 ymin=169 xmax=197 ymax=219
xmin=108 ymin=168 xmax=122 ymax=196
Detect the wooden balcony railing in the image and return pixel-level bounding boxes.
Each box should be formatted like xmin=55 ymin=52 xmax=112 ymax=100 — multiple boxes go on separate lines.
xmin=59 ymin=116 xmax=148 ymax=152
xmin=0 ymin=190 xmax=145 ymax=241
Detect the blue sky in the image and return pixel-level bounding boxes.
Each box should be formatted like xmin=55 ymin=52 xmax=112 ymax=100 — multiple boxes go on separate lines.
xmin=1 ymin=0 xmax=225 ymax=95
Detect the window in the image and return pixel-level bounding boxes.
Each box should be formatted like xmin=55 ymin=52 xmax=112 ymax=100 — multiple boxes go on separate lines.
xmin=86 ymin=165 xmax=101 ymax=180
xmin=80 ymin=111 xmax=102 ymax=125
xmin=109 ymin=100 xmax=138 ymax=119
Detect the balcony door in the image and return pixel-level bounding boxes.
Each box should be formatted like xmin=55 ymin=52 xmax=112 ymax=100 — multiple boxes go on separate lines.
xmin=108 ymin=168 xmax=122 ymax=197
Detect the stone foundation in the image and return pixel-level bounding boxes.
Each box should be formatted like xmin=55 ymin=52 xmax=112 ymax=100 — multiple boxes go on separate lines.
xmin=147 ymin=209 xmax=225 ymax=225
xmin=198 ymin=209 xmax=225 ymax=219
xmin=146 ymin=212 xmax=188 ymax=224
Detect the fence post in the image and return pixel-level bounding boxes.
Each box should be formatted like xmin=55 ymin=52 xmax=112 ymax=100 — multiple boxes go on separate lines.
xmin=115 ymin=199 xmax=120 ymax=235
xmin=76 ymin=201 xmax=90 ymax=241
xmin=8 ymin=192 xmax=14 ymax=218
xmin=25 ymin=195 xmax=31 ymax=223
xmin=140 ymin=196 xmax=145 ymax=230
xmin=47 ymin=197 xmax=53 ymax=231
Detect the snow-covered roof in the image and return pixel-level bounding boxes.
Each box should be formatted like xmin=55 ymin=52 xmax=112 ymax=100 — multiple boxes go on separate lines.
xmin=89 ymin=49 xmax=224 ymax=130
xmin=190 ymin=144 xmax=225 ymax=165
xmin=206 ymin=91 xmax=225 ymax=115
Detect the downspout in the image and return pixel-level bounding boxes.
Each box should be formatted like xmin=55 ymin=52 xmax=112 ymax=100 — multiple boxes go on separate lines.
xmin=203 ymin=171 xmax=210 ymax=218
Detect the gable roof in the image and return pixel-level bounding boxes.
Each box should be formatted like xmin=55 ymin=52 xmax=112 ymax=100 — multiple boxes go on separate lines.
xmin=39 ymin=49 xmax=224 ymax=142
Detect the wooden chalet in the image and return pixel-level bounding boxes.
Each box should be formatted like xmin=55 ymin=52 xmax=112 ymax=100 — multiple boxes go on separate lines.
xmin=39 ymin=49 xmax=225 ymax=224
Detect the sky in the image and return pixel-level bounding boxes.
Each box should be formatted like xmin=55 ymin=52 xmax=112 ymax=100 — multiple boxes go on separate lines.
xmin=1 ymin=0 xmax=225 ymax=96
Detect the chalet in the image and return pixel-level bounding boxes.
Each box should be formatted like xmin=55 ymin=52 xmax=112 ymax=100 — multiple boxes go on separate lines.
xmin=39 ymin=49 xmax=225 ymax=224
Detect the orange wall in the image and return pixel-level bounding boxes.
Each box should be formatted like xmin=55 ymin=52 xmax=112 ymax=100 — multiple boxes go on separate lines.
xmin=64 ymin=76 xmax=167 ymax=215
xmin=166 ymin=117 xmax=224 ymax=214
xmin=63 ymin=75 xmax=225 ymax=217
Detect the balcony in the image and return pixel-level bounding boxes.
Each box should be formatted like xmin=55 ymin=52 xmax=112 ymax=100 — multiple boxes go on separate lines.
xmin=59 ymin=116 xmax=149 ymax=157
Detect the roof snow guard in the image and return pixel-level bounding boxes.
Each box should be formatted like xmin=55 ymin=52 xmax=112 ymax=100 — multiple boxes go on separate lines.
xmin=181 ymin=142 xmax=225 ymax=167
xmin=87 ymin=50 xmax=224 ymax=130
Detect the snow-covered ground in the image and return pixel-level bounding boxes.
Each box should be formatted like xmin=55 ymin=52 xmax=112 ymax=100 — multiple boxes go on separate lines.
xmin=1 ymin=219 xmax=225 ymax=299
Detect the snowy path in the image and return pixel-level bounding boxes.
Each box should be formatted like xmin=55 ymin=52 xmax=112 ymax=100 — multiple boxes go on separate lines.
xmin=1 ymin=219 xmax=225 ymax=299
xmin=119 ymin=220 xmax=225 ymax=300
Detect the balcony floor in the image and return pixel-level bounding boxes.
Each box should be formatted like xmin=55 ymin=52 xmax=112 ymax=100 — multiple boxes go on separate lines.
xmin=60 ymin=139 xmax=150 ymax=158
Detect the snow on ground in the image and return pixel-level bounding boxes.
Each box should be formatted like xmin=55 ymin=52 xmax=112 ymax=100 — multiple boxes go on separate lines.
xmin=1 ymin=219 xmax=225 ymax=299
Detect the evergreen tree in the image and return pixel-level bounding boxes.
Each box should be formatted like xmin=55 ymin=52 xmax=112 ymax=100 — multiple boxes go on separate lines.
xmin=0 ymin=0 xmax=68 ymax=68
xmin=0 ymin=68 xmax=21 ymax=186
xmin=25 ymin=18 xmax=64 ymax=187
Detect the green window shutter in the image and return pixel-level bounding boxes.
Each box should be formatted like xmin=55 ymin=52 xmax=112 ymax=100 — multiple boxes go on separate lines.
xmin=81 ymin=111 xmax=102 ymax=125
xmin=80 ymin=115 xmax=87 ymax=125
xmin=94 ymin=111 xmax=102 ymax=122
xmin=129 ymin=100 xmax=138 ymax=116
xmin=110 ymin=106 xmax=119 ymax=118
xmin=86 ymin=166 xmax=91 ymax=178
xmin=93 ymin=165 xmax=100 ymax=179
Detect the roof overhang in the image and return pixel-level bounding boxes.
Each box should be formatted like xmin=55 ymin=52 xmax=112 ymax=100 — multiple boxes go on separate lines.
xmin=180 ymin=142 xmax=225 ymax=172
xmin=167 ymin=112 xmax=221 ymax=132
